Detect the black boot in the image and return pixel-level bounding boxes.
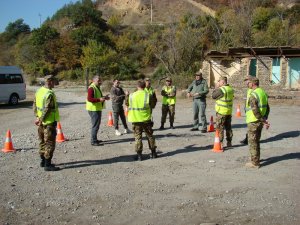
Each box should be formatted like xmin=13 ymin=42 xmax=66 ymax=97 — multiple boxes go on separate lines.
xmin=159 ymin=123 xmax=164 ymax=130
xmin=40 ymin=155 xmax=45 ymax=167
xmin=240 ymin=134 xmax=248 ymax=145
xmin=44 ymin=159 xmax=60 ymax=171
xmin=170 ymin=122 xmax=175 ymax=129
xmin=151 ymin=149 xmax=158 ymax=159
xmin=136 ymin=152 xmax=143 ymax=161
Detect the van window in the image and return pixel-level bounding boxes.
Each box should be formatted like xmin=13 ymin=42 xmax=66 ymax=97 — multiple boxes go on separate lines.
xmin=0 ymin=74 xmax=23 ymax=84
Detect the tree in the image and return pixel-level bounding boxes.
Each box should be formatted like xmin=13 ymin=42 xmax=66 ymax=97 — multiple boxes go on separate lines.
xmin=1 ymin=19 xmax=30 ymax=45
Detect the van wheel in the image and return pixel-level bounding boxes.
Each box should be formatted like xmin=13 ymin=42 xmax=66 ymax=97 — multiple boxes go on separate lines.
xmin=9 ymin=94 xmax=19 ymax=105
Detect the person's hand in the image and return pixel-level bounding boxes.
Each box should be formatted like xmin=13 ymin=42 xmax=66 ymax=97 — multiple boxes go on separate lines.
xmin=105 ymin=94 xmax=110 ymax=100
xmin=187 ymin=93 xmax=192 ymax=98
xmin=125 ymin=90 xmax=129 ymax=96
xmin=193 ymin=93 xmax=199 ymax=97
xmin=264 ymin=120 xmax=270 ymax=129
xmin=35 ymin=118 xmax=41 ymax=126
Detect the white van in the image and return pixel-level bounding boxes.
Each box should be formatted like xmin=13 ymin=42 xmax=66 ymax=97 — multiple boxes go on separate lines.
xmin=0 ymin=66 xmax=26 ymax=105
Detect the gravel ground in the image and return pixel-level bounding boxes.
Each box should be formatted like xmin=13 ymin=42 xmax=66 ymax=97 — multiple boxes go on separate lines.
xmin=0 ymin=86 xmax=299 ymax=225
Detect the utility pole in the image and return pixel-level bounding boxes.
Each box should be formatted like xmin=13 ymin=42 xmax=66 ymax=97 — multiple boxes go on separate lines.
xmin=150 ymin=0 xmax=153 ymax=24
xmin=38 ymin=13 xmax=42 ymax=27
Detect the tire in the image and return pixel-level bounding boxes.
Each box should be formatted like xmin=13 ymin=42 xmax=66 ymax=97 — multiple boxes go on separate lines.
xmin=9 ymin=94 xmax=19 ymax=105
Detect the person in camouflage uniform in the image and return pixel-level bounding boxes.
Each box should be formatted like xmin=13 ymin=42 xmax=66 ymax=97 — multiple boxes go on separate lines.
xmin=144 ymin=77 xmax=157 ymax=114
xmin=159 ymin=77 xmax=176 ymax=130
xmin=212 ymin=76 xmax=234 ymax=148
xmin=244 ymin=76 xmax=270 ymax=168
xmin=126 ymin=80 xmax=157 ymax=161
xmin=187 ymin=70 xmax=209 ymax=133
xmin=33 ymin=75 xmax=60 ymax=171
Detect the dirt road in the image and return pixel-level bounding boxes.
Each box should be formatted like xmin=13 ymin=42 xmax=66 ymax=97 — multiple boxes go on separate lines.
xmin=0 ymin=87 xmax=299 ymax=225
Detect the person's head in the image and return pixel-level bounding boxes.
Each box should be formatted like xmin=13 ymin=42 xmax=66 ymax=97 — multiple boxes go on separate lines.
xmin=244 ymin=76 xmax=259 ymax=89
xmin=165 ymin=77 xmax=172 ymax=86
xmin=144 ymin=77 xmax=151 ymax=88
xmin=137 ymin=80 xmax=146 ymax=90
xmin=93 ymin=75 xmax=102 ymax=86
xmin=218 ymin=76 xmax=228 ymax=86
xmin=44 ymin=75 xmax=57 ymax=89
xmin=113 ymin=79 xmax=120 ymax=87
xmin=195 ymin=70 xmax=203 ymax=81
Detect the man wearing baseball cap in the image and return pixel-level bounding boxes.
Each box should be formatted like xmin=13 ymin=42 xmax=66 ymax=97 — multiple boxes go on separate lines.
xmin=244 ymin=76 xmax=270 ymax=168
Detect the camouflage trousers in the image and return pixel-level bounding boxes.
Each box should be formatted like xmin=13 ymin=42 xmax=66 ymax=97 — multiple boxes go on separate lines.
xmin=216 ymin=113 xmax=233 ymax=143
xmin=247 ymin=121 xmax=264 ymax=166
xmin=38 ymin=123 xmax=57 ymax=160
xmin=161 ymin=104 xmax=175 ymax=124
xmin=132 ymin=121 xmax=156 ymax=153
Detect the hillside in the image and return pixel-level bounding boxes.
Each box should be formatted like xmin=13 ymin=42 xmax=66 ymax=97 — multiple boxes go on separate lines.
xmin=97 ymin=0 xmax=300 ymax=25
xmin=96 ymin=0 xmax=213 ymax=25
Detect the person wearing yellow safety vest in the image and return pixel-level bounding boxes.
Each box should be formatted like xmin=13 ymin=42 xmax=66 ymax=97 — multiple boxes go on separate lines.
xmin=212 ymin=76 xmax=234 ymax=148
xmin=244 ymin=76 xmax=270 ymax=168
xmin=33 ymin=75 xmax=60 ymax=171
xmin=86 ymin=75 xmax=110 ymax=146
xmin=126 ymin=80 xmax=157 ymax=161
xmin=144 ymin=77 xmax=157 ymax=127
xmin=159 ymin=77 xmax=176 ymax=130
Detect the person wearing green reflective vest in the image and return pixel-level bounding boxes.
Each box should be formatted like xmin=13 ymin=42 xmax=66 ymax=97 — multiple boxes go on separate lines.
xmin=212 ymin=76 xmax=234 ymax=148
xmin=240 ymin=88 xmax=254 ymax=145
xmin=144 ymin=77 xmax=157 ymax=127
xmin=126 ymin=80 xmax=157 ymax=161
xmin=86 ymin=75 xmax=110 ymax=146
xmin=159 ymin=77 xmax=177 ymax=130
xmin=33 ymin=75 xmax=60 ymax=171
xmin=244 ymin=76 xmax=270 ymax=168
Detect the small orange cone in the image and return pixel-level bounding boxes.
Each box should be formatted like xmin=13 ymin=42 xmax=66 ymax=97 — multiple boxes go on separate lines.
xmin=212 ymin=129 xmax=223 ymax=153
xmin=56 ymin=122 xmax=66 ymax=143
xmin=107 ymin=111 xmax=114 ymax=127
xmin=2 ymin=130 xmax=16 ymax=153
xmin=207 ymin=116 xmax=215 ymax=132
xmin=236 ymin=104 xmax=242 ymax=117
xmin=125 ymin=106 xmax=128 ymax=117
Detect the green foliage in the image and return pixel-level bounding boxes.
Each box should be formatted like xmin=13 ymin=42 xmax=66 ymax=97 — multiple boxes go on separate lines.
xmin=57 ymin=68 xmax=83 ymax=80
xmin=1 ymin=19 xmax=30 ymax=46
xmin=252 ymin=7 xmax=274 ymax=30
xmin=31 ymin=24 xmax=59 ymax=46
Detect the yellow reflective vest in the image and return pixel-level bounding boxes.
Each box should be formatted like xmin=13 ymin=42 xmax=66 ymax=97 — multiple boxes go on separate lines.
xmin=86 ymin=83 xmax=105 ymax=111
xmin=162 ymin=86 xmax=176 ymax=105
xmin=35 ymin=86 xmax=60 ymax=125
xmin=246 ymin=87 xmax=268 ymax=123
xmin=215 ymin=85 xmax=234 ymax=115
xmin=128 ymin=90 xmax=151 ymax=123
xmin=145 ymin=87 xmax=154 ymax=96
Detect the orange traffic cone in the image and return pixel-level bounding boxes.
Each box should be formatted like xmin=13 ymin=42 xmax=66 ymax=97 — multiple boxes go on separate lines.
xmin=212 ymin=129 xmax=223 ymax=153
xmin=2 ymin=130 xmax=16 ymax=153
xmin=124 ymin=106 xmax=128 ymax=117
xmin=56 ymin=122 xmax=66 ymax=143
xmin=207 ymin=116 xmax=215 ymax=132
xmin=107 ymin=111 xmax=114 ymax=127
xmin=236 ymin=104 xmax=242 ymax=117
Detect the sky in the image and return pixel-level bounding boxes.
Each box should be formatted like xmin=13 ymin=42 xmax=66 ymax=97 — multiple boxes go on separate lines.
xmin=0 ymin=0 xmax=75 ymax=32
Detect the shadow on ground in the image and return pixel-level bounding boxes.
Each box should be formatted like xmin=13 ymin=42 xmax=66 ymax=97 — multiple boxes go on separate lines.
xmin=261 ymin=130 xmax=300 ymax=143
xmin=260 ymin=152 xmax=300 ymax=167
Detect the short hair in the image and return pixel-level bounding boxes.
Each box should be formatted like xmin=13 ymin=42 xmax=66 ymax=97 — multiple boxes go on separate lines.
xmin=93 ymin=75 xmax=100 ymax=81
xmin=137 ymin=80 xmax=146 ymax=89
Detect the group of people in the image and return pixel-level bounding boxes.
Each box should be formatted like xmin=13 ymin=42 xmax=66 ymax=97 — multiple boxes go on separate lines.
xmin=33 ymin=71 xmax=270 ymax=171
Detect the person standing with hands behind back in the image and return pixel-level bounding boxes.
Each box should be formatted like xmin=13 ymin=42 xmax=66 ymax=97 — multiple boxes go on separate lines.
xmin=33 ymin=75 xmax=60 ymax=171
xmin=244 ymin=76 xmax=270 ymax=168
xmin=86 ymin=75 xmax=110 ymax=146
xmin=187 ymin=70 xmax=209 ymax=133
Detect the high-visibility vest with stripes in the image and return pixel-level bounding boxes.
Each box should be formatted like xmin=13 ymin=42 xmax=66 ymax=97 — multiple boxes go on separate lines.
xmin=162 ymin=86 xmax=176 ymax=105
xmin=86 ymin=83 xmax=105 ymax=111
xmin=128 ymin=90 xmax=151 ymax=123
xmin=215 ymin=85 xmax=234 ymax=115
xmin=246 ymin=88 xmax=268 ymax=123
xmin=35 ymin=86 xmax=60 ymax=125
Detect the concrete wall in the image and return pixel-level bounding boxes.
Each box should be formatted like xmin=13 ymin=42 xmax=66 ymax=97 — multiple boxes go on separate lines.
xmin=203 ymin=56 xmax=299 ymax=99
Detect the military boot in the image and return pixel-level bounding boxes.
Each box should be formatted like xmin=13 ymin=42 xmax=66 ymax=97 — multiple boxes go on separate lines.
xmin=136 ymin=152 xmax=143 ymax=161
xmin=151 ymin=149 xmax=158 ymax=159
xmin=159 ymin=123 xmax=164 ymax=130
xmin=40 ymin=155 xmax=45 ymax=167
xmin=240 ymin=134 xmax=248 ymax=145
xmin=170 ymin=122 xmax=175 ymax=129
xmin=44 ymin=159 xmax=60 ymax=171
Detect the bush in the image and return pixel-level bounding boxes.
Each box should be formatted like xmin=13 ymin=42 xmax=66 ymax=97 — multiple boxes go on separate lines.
xmin=57 ymin=69 xmax=83 ymax=81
